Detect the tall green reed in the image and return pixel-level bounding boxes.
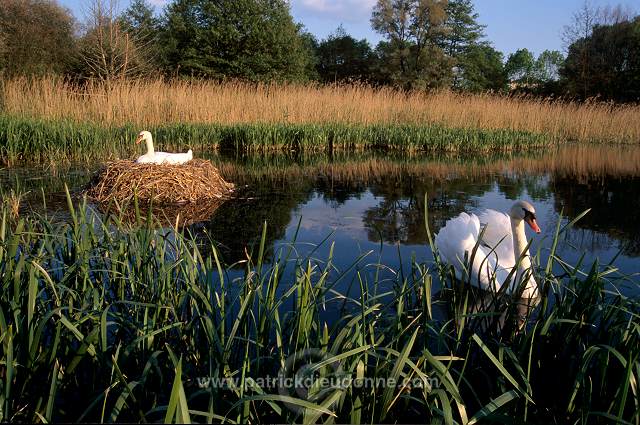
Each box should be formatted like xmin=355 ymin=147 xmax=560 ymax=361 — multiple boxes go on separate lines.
xmin=0 ymin=190 xmax=637 ymax=423
xmin=0 ymin=115 xmax=551 ymax=165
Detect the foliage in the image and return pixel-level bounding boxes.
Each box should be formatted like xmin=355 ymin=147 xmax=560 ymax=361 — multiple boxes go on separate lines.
xmin=0 ymin=0 xmax=77 ymax=76
xmin=533 ymin=50 xmax=564 ymax=83
xmin=438 ymin=0 xmax=485 ymax=58
xmin=505 ymin=48 xmax=536 ymax=85
xmin=562 ymin=16 xmax=640 ymax=102
xmin=0 ymin=194 xmax=638 ymax=423
xmin=118 ymin=0 xmax=162 ymax=73
xmin=456 ymin=44 xmax=507 ymax=93
xmin=315 ymin=26 xmax=376 ymax=83
xmin=371 ymin=0 xmax=452 ymax=89
xmin=160 ymin=0 xmax=313 ymax=81
xmin=75 ymin=0 xmax=155 ymax=82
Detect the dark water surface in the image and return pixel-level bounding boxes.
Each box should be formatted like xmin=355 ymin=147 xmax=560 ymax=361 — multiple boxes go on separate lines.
xmin=2 ymin=144 xmax=640 ymax=296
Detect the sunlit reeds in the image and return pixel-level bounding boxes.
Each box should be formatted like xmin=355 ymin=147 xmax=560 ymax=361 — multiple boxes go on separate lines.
xmin=4 ymin=77 xmax=640 ymax=143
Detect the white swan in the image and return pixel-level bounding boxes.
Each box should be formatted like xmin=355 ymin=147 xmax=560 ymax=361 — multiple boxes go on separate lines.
xmin=135 ymin=131 xmax=193 ymax=165
xmin=435 ymin=200 xmax=541 ymax=299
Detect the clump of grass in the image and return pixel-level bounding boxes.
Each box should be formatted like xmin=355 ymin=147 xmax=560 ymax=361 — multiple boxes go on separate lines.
xmin=0 ymin=178 xmax=27 ymax=219
xmin=0 ymin=190 xmax=638 ymax=423
xmin=0 ymin=115 xmax=551 ymax=165
xmin=4 ymin=76 xmax=640 ymax=144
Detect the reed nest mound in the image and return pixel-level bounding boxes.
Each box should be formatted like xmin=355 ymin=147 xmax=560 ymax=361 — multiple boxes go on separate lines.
xmin=87 ymin=159 xmax=234 ymax=204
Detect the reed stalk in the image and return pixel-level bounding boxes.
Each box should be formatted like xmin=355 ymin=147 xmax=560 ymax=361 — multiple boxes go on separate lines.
xmin=0 ymin=191 xmax=637 ymax=423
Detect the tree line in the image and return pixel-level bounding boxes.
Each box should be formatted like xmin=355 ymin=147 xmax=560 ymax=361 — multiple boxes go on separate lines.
xmin=1 ymin=0 xmax=638 ymax=102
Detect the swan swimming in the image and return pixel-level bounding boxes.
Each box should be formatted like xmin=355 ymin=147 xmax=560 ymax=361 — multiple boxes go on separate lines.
xmin=135 ymin=131 xmax=193 ymax=165
xmin=435 ymin=200 xmax=541 ymax=300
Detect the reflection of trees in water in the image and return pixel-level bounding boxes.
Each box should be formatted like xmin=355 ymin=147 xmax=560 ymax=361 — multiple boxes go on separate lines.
xmin=360 ymin=176 xmax=499 ymax=245
xmin=494 ymin=173 xmax=551 ymax=202
xmin=199 ymin=183 xmax=315 ymax=264
xmin=12 ymin=149 xmax=640 ymax=262
xmin=314 ymin=176 xmax=368 ymax=206
xmin=550 ymin=176 xmax=640 ymax=256
xmin=560 ymin=226 xmax=622 ymax=256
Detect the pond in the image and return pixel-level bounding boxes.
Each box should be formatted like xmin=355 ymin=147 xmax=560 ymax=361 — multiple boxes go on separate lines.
xmin=3 ymin=143 xmax=640 ymax=298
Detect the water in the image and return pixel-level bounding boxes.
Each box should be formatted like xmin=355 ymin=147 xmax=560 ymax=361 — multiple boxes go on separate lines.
xmin=3 ymin=144 xmax=640 ymax=297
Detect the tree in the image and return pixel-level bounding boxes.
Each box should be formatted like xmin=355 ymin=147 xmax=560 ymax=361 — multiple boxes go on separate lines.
xmin=438 ymin=0 xmax=484 ymax=58
xmin=371 ymin=0 xmax=452 ymax=90
xmin=457 ymin=44 xmax=507 ymax=92
xmin=161 ymin=0 xmax=314 ymax=81
xmin=534 ymin=50 xmax=564 ymax=83
xmin=561 ymin=16 xmax=640 ymax=102
xmin=298 ymin=29 xmax=320 ymax=81
xmin=315 ymin=26 xmax=375 ymax=83
xmin=0 ymin=0 xmax=77 ymax=76
xmin=561 ymin=1 xmax=636 ymax=98
xmin=437 ymin=0 xmax=487 ymax=89
xmin=505 ymin=48 xmax=535 ymax=85
xmin=119 ymin=0 xmax=161 ymax=74
xmin=77 ymin=0 xmax=154 ymax=83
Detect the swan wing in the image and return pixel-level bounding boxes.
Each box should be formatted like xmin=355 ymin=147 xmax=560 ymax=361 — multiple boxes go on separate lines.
xmin=435 ymin=212 xmax=508 ymax=291
xmin=135 ymin=154 xmax=155 ymax=163
xmin=150 ymin=151 xmax=193 ymax=165
xmin=477 ymin=209 xmax=515 ymax=269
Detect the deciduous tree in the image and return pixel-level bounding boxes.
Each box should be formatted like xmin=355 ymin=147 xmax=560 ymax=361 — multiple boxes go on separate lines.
xmin=562 ymin=16 xmax=640 ymax=102
xmin=534 ymin=50 xmax=564 ymax=83
xmin=457 ymin=44 xmax=506 ymax=92
xmin=505 ymin=48 xmax=535 ymax=85
xmin=161 ymin=0 xmax=314 ymax=81
xmin=0 ymin=0 xmax=77 ymax=76
xmin=77 ymin=0 xmax=153 ymax=83
xmin=371 ymin=0 xmax=452 ymax=89
xmin=316 ymin=26 xmax=375 ymax=83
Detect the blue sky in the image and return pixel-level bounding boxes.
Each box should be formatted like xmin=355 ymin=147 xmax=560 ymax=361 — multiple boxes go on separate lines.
xmin=58 ymin=0 xmax=637 ymax=57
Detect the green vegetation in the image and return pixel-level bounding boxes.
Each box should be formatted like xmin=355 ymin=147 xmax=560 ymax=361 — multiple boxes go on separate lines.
xmin=562 ymin=16 xmax=640 ymax=102
xmin=161 ymin=0 xmax=313 ymax=81
xmin=0 ymin=115 xmax=551 ymax=165
xmin=2 ymin=0 xmax=637 ymax=101
xmin=0 ymin=192 xmax=637 ymax=423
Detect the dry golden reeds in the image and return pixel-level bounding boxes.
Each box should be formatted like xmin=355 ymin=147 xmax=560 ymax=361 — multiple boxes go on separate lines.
xmin=87 ymin=159 xmax=234 ymax=204
xmin=3 ymin=77 xmax=640 ymax=144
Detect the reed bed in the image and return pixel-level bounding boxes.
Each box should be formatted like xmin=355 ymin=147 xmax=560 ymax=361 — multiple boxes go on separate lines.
xmin=0 ymin=115 xmax=551 ymax=165
xmin=4 ymin=77 xmax=640 ymax=143
xmin=0 ymin=191 xmax=638 ymax=423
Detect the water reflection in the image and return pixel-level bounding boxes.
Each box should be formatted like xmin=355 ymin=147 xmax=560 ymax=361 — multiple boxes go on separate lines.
xmin=551 ymin=175 xmax=640 ymax=256
xmin=2 ymin=144 xmax=640 ymax=279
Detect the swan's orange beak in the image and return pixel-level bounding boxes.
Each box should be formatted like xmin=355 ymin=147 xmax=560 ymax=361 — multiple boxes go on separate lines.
xmin=135 ymin=135 xmax=142 ymax=144
xmin=525 ymin=217 xmax=541 ymax=234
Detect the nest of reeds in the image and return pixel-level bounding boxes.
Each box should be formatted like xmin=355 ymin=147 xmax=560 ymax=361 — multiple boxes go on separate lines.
xmin=87 ymin=159 xmax=234 ymax=204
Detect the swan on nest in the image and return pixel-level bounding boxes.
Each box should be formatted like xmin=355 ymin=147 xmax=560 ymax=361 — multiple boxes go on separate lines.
xmin=135 ymin=131 xmax=193 ymax=165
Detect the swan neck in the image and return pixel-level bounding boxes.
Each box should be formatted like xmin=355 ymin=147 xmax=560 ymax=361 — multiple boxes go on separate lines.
xmin=511 ymin=218 xmax=532 ymax=271
xmin=145 ymin=135 xmax=154 ymax=155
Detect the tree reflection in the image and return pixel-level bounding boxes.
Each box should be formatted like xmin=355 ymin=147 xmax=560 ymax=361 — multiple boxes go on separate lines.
xmin=551 ymin=175 xmax=640 ymax=256
xmin=361 ymin=176 xmax=497 ymax=245
xmin=198 ymin=181 xmax=316 ymax=264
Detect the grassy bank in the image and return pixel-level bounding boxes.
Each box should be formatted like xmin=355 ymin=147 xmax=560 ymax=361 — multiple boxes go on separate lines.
xmin=0 ymin=193 xmax=638 ymax=423
xmin=0 ymin=115 xmax=551 ymax=164
xmin=2 ymin=77 xmax=640 ymax=148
